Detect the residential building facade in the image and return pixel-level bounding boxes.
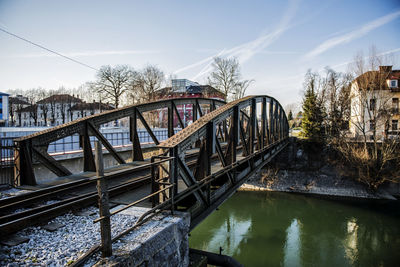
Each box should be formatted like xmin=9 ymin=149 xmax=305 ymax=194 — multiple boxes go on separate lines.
xmin=349 ymin=66 xmax=400 ymax=139
xmin=8 ymin=95 xmax=30 ymax=126
xmin=154 ymin=79 xmax=226 ymax=127
xmin=15 ymin=94 xmax=114 ymax=127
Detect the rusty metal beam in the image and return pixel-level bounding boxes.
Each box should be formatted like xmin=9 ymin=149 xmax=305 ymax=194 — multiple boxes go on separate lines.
xmin=195 ymin=99 xmax=203 ymax=117
xmin=129 ymin=111 xmax=144 ymax=161
xmin=136 ymin=110 xmax=160 ymax=145
xmin=172 ymin=101 xmax=185 ymax=129
xmin=14 ymin=141 xmax=36 ymax=186
xmin=32 ymin=147 xmax=72 ymax=177
xmin=177 ymin=157 xmax=208 ymax=206
xmin=88 ymin=122 xmax=125 ymax=165
xmin=81 ymin=122 xmax=96 ymax=172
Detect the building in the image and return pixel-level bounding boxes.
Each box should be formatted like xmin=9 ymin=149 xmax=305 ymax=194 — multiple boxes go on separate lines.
xmin=349 ymin=66 xmax=400 ymax=139
xmin=0 ymin=92 xmax=10 ymax=126
xmin=70 ymin=102 xmax=114 ymax=126
xmin=154 ymin=79 xmax=226 ymax=127
xmin=8 ymin=95 xmax=30 ymax=126
xmin=16 ymin=94 xmax=114 ymax=127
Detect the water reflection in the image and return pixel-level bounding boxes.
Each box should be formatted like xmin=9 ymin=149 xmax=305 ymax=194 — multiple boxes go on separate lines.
xmin=344 ymin=218 xmax=358 ymax=264
xmin=283 ymin=219 xmax=301 ymax=267
xmin=205 ymin=215 xmax=251 ymax=255
xmin=190 ymin=191 xmax=400 ymax=267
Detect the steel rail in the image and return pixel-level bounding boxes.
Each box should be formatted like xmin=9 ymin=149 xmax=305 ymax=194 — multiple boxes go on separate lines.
xmin=0 ymin=146 xmax=228 ymax=236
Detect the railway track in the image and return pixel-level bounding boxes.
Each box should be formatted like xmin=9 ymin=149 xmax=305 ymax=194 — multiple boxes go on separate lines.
xmin=0 ymin=149 xmax=208 ymax=237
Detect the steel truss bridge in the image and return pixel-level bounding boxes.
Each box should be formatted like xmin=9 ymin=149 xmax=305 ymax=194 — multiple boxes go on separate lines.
xmin=13 ymin=95 xmax=289 ymax=229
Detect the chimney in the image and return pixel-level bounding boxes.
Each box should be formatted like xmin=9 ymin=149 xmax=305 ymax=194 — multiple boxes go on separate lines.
xmin=379 ymin=66 xmax=392 ymax=73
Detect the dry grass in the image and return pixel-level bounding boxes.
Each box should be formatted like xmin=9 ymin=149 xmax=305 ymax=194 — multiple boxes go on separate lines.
xmin=260 ymin=167 xmax=279 ymax=187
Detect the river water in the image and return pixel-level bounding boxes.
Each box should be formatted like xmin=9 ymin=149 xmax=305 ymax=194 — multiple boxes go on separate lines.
xmin=189 ymin=191 xmax=400 ymax=267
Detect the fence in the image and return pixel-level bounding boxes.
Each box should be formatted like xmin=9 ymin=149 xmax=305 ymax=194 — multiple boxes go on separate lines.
xmin=46 ymin=128 xmax=178 ymax=155
xmin=0 ymin=137 xmax=15 ymax=185
xmin=0 ymin=128 xmax=179 ymax=185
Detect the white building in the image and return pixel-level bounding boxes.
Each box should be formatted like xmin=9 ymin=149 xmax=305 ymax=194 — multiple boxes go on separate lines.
xmin=9 ymin=95 xmax=30 ymax=126
xmin=349 ymin=66 xmax=400 ymax=139
xmin=18 ymin=94 xmax=114 ymax=127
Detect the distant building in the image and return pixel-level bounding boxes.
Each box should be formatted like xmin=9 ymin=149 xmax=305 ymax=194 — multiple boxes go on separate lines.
xmin=350 ymin=66 xmax=400 ymax=139
xmin=156 ymin=79 xmax=225 ymax=101
xmin=9 ymin=95 xmax=30 ymax=126
xmin=70 ymin=102 xmax=114 ymax=127
xmin=171 ymin=79 xmax=200 ymax=92
xmin=154 ymin=79 xmax=226 ymax=127
xmin=0 ymin=92 xmax=10 ymax=126
xmin=16 ymin=94 xmax=114 ymax=127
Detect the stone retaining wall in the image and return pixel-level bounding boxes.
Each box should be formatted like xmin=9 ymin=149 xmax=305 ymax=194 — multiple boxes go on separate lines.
xmin=94 ymin=208 xmax=190 ymax=267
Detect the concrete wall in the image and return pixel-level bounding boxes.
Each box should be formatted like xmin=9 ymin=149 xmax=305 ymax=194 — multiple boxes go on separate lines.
xmin=33 ymin=145 xmax=157 ymax=184
xmin=94 ymin=208 xmax=190 ymax=267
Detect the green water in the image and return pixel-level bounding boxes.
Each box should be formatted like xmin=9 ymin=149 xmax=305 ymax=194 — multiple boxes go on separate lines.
xmin=189 ymin=191 xmax=400 ymax=267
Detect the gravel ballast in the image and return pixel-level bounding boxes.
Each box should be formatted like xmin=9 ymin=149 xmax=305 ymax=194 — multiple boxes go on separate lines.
xmin=0 ymin=206 xmax=154 ymax=266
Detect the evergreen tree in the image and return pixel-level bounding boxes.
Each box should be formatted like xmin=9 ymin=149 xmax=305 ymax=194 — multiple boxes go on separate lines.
xmin=288 ymin=110 xmax=293 ymax=121
xmin=300 ymin=71 xmax=324 ymax=141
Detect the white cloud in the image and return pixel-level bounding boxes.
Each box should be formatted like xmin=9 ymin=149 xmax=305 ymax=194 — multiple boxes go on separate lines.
xmin=331 ymin=47 xmax=400 ymax=69
xmin=304 ymin=10 xmax=400 ymax=60
xmin=174 ymin=0 xmax=300 ymax=80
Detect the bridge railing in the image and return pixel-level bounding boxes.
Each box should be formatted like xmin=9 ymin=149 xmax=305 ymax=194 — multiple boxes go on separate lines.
xmin=13 ymin=98 xmax=225 ymax=186
xmin=157 ymin=95 xmax=289 ymax=228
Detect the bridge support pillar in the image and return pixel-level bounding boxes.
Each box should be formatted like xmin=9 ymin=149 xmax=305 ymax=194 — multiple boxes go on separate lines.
xmin=80 ymin=122 xmax=96 ymax=172
xmin=14 ymin=140 xmax=36 ymax=186
xmin=130 ymin=109 xmax=144 ymax=161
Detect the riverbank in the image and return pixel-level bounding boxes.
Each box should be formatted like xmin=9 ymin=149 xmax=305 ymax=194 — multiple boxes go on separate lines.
xmin=239 ymin=138 xmax=399 ymax=200
xmin=239 ymin=169 xmax=397 ymax=200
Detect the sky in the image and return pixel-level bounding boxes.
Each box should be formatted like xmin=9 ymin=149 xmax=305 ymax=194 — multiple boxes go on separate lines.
xmin=0 ymin=0 xmax=399 ymax=107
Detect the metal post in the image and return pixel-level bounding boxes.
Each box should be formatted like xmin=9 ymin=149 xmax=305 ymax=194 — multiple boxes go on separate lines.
xmin=249 ymin=99 xmax=256 ymax=154
xmin=14 ymin=140 xmax=36 ymax=186
xmin=168 ymin=101 xmax=174 ymax=138
xmin=151 ymin=157 xmax=157 ymax=207
xmin=261 ymin=98 xmax=267 ymax=148
xmin=269 ymin=100 xmax=274 ymax=143
xmin=95 ymin=141 xmax=112 ymax=257
xmin=81 ymin=122 xmax=96 ymax=172
xmin=130 ymin=109 xmax=143 ymax=161
xmin=169 ymin=147 xmax=178 ymax=197
xmin=231 ymin=106 xmax=239 ymax=164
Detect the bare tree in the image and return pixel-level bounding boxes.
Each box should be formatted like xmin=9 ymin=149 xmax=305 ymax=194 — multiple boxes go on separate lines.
xmin=46 ymin=89 xmax=59 ymax=126
xmin=25 ymin=89 xmax=42 ymax=126
xmin=231 ymin=79 xmax=253 ymax=101
xmin=90 ymin=65 xmax=134 ymax=108
xmin=332 ymin=48 xmax=400 ymax=189
xmin=37 ymin=88 xmax=50 ymax=126
xmin=208 ymin=57 xmax=241 ymax=101
xmin=131 ymin=65 xmax=165 ymax=103
xmin=321 ymin=68 xmax=353 ymax=138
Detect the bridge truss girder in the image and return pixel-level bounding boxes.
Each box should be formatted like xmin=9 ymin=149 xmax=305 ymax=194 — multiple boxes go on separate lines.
xmin=13 ymin=98 xmax=225 ymax=186
xmin=157 ymin=95 xmax=289 ymax=229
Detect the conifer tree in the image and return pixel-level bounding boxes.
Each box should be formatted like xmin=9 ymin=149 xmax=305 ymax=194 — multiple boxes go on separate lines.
xmin=288 ymin=110 xmax=293 ymax=121
xmin=300 ymin=71 xmax=324 ymax=141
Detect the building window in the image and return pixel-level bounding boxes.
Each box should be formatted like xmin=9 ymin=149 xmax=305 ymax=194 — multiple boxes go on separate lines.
xmin=393 ymin=120 xmax=398 ymax=131
xmin=390 ymin=80 xmax=398 ymax=88
xmin=369 ymin=120 xmax=375 ymax=131
xmin=369 ymin=99 xmax=376 ymax=111
xmin=393 ymin=98 xmax=399 ymax=113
